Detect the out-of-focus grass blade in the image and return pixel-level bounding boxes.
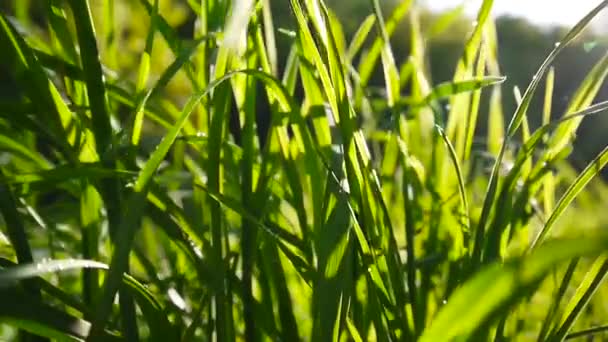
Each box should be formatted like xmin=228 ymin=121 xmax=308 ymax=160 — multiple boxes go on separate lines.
xmin=426 ymin=4 xmax=465 ymax=38
xmin=548 ymin=256 xmax=608 ymax=341
xmin=0 ymin=169 xmax=37 ymax=274
xmin=0 ymin=14 xmax=75 ymax=161
xmin=224 ymin=0 xmax=255 ymax=55
xmin=131 ymin=0 xmax=158 ymax=146
xmin=0 ymin=258 xmax=171 ymax=340
xmin=80 ymin=183 xmax=102 ymax=305
xmin=445 ymin=0 xmax=492 ymax=144
xmin=543 ymin=67 xmax=556 ymax=216
xmin=67 ymin=0 xmax=113 ymax=156
xmin=547 ymin=52 xmax=608 ymax=157
xmin=462 ymin=44 xmax=489 ymax=160
xmin=412 ymin=76 xmax=506 ymax=108
xmin=0 ymin=257 xmax=176 ymax=340
xmin=45 ymin=0 xmax=78 ymax=64
xmin=538 ymin=259 xmax=579 ymax=341
xmin=0 ymin=259 xmax=108 ymax=288
xmin=565 ymin=324 xmax=608 ymax=340
xmin=420 ymin=236 xmax=608 ymax=342
xmin=370 ymin=0 xmax=401 ymax=106
xmin=543 ymin=67 xmax=556 ymax=126
xmin=472 ymin=0 xmax=608 ymax=269
xmin=0 ymin=134 xmax=51 ymax=169
xmin=2 ymin=164 xmax=136 ymax=186
xmin=531 ymin=145 xmax=608 ymax=248
xmin=346 ymin=15 xmax=376 ymax=63
xmin=0 ymin=289 xmax=121 ymax=342
xmin=89 ymin=68 xmax=294 ymax=338
xmin=358 ymin=0 xmax=414 ymax=86
xmin=131 ymin=37 xmax=207 ymax=145
xmin=506 ymin=1 xmax=608 ymax=138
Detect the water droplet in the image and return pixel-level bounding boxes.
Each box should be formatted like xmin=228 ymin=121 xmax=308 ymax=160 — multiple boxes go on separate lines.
xmin=554 ymin=42 xmax=561 ymax=48
xmin=442 ymin=300 xmax=447 ymax=305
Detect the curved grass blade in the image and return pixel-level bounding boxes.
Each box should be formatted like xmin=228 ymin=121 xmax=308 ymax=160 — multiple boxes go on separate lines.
xmin=410 ymin=76 xmax=506 ymax=108
xmin=531 ymin=145 xmax=608 ymax=248
xmin=131 ymin=37 xmax=207 ymax=145
xmin=0 ymin=258 xmax=175 ymax=341
xmin=0 ymin=14 xmax=75 ymax=161
xmin=0 ymin=288 xmax=121 ymax=342
xmin=548 ymin=256 xmax=608 ymax=341
xmin=436 ymin=126 xmax=470 ymax=234
xmin=0 ymin=259 xmax=108 ymax=288
xmin=89 ymin=68 xmax=296 ymax=339
xmin=547 ymin=52 xmax=608 ymax=157
xmin=420 ymin=235 xmax=608 ymax=342
xmin=472 ymin=0 xmax=608 ymax=270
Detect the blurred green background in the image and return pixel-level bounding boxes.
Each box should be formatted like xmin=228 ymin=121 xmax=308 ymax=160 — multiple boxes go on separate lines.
xmin=0 ymin=0 xmax=608 ymax=176
xmin=0 ymin=1 xmax=608 ymax=340
xmin=2 ymin=0 xmax=606 ymax=173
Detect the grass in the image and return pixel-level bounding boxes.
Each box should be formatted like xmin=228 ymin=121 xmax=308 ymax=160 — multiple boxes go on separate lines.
xmin=0 ymin=0 xmax=608 ymax=340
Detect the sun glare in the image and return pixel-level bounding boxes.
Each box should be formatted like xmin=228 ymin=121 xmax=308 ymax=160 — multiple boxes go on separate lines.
xmin=424 ymin=0 xmax=603 ymax=27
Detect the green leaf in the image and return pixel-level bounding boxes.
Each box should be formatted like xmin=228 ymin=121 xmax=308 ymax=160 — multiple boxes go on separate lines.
xmin=420 ymin=236 xmax=608 ymax=341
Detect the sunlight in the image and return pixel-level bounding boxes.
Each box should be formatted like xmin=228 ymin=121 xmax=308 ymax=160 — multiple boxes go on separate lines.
xmin=424 ymin=0 xmax=602 ymax=27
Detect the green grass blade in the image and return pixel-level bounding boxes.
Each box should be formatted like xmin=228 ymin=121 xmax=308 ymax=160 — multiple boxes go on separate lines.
xmin=67 ymin=0 xmax=113 ymax=156
xmin=358 ymin=0 xmax=414 ymax=86
xmin=531 ymin=145 xmax=608 ymax=248
xmin=346 ymin=14 xmax=376 ymax=63
xmin=0 ymin=259 xmax=108 ymax=287
xmin=420 ymin=236 xmax=608 ymax=342
xmin=565 ymin=324 xmax=608 ymax=340
xmin=548 ymin=256 xmax=608 ymax=341
xmin=0 ymin=289 xmax=121 ymax=342
xmin=472 ymin=0 xmax=608 ymax=269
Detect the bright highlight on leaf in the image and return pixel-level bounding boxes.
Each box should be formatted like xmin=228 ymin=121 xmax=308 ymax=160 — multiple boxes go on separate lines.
xmin=0 ymin=1 xmax=607 ymax=341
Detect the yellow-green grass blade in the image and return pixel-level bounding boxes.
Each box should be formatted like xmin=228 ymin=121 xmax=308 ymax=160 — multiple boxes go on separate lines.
xmin=358 ymin=0 xmax=414 ymax=86
xmin=45 ymin=0 xmax=78 ymax=64
xmin=445 ymin=0 xmax=493 ymax=142
xmin=67 ymin=0 xmax=113 ymax=157
xmin=0 ymin=258 xmax=176 ymax=341
xmin=0 ymin=14 xmax=75 ymax=161
xmin=548 ymin=256 xmax=608 ymax=341
xmin=131 ymin=0 xmax=159 ymax=146
xmin=547 ymin=52 xmax=608 ymax=158
xmin=420 ymin=235 xmax=608 ymax=342
xmin=437 ymin=126 xmax=470 ymax=241
xmin=346 ymin=14 xmax=376 ymax=64
xmin=88 ymin=68 xmax=294 ymax=339
xmin=0 ymin=288 xmax=121 ymax=341
xmin=471 ymin=0 xmax=608 ymax=270
xmin=462 ymin=44 xmax=489 ymax=160
xmin=543 ymin=68 xmax=556 ymax=217
xmin=531 ymin=145 xmax=608 ymax=248
xmin=131 ymin=38 xmax=207 ymax=146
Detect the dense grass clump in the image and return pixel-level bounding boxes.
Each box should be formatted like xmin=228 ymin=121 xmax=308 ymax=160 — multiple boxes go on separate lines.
xmin=1 ymin=0 xmax=608 ymax=340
